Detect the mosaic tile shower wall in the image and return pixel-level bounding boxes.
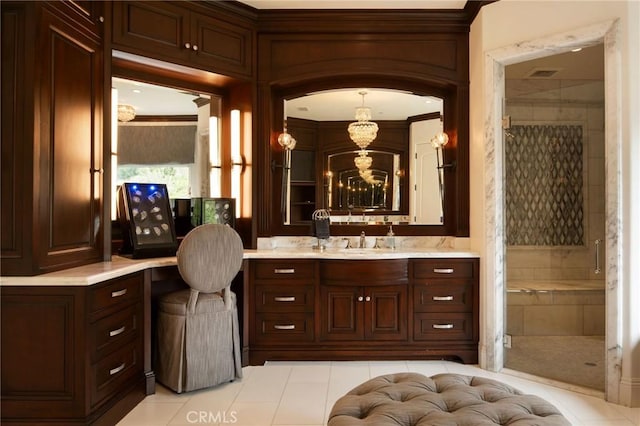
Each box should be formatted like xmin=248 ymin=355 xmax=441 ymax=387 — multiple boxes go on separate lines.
xmin=505 ymin=125 xmax=584 ymax=246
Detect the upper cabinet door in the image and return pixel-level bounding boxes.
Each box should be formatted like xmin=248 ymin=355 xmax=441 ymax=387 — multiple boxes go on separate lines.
xmin=189 ymin=12 xmax=253 ymax=78
xmin=112 ymin=1 xmax=190 ymax=61
xmin=1 ymin=1 xmax=104 ymax=275
xmin=112 ymin=1 xmax=254 ymax=79
xmin=37 ymin=6 xmax=104 ymax=272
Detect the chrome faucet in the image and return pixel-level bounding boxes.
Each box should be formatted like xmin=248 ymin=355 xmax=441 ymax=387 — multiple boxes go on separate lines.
xmin=359 ymin=231 xmax=366 ymax=248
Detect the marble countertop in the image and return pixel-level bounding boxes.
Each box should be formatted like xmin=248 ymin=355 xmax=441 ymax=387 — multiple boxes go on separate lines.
xmin=243 ymin=247 xmax=478 ymax=260
xmin=0 ymin=247 xmax=478 ymax=286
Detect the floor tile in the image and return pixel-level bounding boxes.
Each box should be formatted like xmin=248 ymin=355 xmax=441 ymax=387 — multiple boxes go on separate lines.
xmin=116 ymin=361 xmax=636 ymax=426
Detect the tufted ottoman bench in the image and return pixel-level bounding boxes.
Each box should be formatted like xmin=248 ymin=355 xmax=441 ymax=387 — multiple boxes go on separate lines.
xmin=328 ymin=373 xmax=571 ymax=425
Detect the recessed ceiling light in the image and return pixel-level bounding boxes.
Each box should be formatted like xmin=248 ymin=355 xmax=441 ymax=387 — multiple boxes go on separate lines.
xmin=133 ymin=89 xmax=141 ymax=94
xmin=571 ymin=47 xmax=582 ymax=52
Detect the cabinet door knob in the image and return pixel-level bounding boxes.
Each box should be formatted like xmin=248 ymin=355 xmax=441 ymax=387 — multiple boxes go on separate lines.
xmin=192 ymin=44 xmax=198 ymax=51
xmin=357 ymin=296 xmax=364 ymax=302
xmin=98 ymin=16 xmax=104 ymax=23
xmin=184 ymin=42 xmax=191 ymax=49
xmin=365 ymin=296 xmax=371 ymax=302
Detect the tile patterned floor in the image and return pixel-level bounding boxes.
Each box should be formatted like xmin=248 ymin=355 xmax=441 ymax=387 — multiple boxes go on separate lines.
xmin=117 ymin=361 xmax=640 ymax=426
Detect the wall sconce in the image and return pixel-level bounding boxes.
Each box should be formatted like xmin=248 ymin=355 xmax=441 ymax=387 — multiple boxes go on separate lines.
xmin=271 ymin=124 xmax=297 ymax=170
xmin=430 ymin=131 xmax=454 ymax=218
xmin=274 ymin=123 xmax=297 ymax=224
xmin=430 ymin=131 xmax=456 ymax=170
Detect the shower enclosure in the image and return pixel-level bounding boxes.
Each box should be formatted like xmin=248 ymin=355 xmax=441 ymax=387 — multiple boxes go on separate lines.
xmin=503 ymin=46 xmax=606 ymax=391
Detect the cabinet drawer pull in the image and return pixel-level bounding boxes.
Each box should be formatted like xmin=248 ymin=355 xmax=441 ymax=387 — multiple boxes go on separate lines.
xmin=111 ymin=289 xmax=127 ymax=298
xmin=433 ymin=268 xmax=454 ymax=274
xmin=274 ymin=324 xmax=295 ymax=330
xmin=433 ymin=296 xmax=454 ymax=301
xmin=274 ymin=268 xmax=295 ymax=274
xmin=432 ymin=324 xmax=454 ymax=329
xmin=109 ymin=326 xmax=126 ymax=337
xmin=274 ymin=296 xmax=296 ymax=302
xmin=109 ymin=363 xmax=126 ymax=376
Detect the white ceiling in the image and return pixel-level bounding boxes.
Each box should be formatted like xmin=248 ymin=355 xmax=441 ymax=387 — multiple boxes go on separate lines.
xmin=286 ymin=88 xmax=442 ymax=121
xmin=113 ymin=77 xmax=202 ymax=117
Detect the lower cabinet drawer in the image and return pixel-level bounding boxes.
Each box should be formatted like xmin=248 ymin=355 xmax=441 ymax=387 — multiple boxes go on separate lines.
xmin=91 ymin=340 xmax=143 ymax=407
xmin=413 ymin=313 xmax=474 ymax=341
xmin=255 ymin=284 xmax=314 ymax=312
xmin=253 ymin=260 xmax=315 ymax=280
xmin=254 ymin=313 xmax=314 ymax=343
xmin=90 ymin=303 xmax=141 ymax=362
xmin=90 ymin=273 xmax=142 ymax=316
xmin=413 ymin=282 xmax=474 ymax=313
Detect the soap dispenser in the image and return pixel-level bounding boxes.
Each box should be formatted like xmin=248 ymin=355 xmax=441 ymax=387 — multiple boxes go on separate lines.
xmin=386 ymin=225 xmax=396 ymax=249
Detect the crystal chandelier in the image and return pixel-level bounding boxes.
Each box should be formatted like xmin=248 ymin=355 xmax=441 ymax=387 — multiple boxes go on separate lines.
xmin=347 ymin=91 xmax=378 ymax=150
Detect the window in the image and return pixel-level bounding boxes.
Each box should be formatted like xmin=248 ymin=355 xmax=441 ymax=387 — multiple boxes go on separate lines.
xmin=117 ymin=165 xmax=192 ymax=199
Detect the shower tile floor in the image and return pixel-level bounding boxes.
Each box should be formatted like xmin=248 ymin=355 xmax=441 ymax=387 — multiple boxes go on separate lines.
xmin=505 ymin=335 xmax=605 ymax=391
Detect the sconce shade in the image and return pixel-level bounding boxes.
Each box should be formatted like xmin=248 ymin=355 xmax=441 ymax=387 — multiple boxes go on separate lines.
xmin=430 ymin=131 xmax=449 ymax=149
xmin=118 ymin=104 xmax=136 ymax=122
xmin=277 ymin=130 xmax=297 ymax=150
xmin=348 ymin=92 xmax=378 ymax=150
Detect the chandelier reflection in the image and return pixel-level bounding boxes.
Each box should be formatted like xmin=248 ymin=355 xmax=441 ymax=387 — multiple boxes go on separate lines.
xmin=117 ymin=104 xmax=136 ymax=122
xmin=347 ymin=91 xmax=378 ymax=150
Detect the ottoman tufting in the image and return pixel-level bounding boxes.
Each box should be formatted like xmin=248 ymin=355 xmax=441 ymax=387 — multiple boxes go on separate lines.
xmin=328 ymin=373 xmax=571 ymax=425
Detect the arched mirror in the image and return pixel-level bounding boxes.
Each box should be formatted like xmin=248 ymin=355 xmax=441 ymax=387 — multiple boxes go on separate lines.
xmin=280 ymin=88 xmax=448 ymax=226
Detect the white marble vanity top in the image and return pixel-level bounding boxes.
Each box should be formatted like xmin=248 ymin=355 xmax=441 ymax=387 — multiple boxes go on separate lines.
xmin=243 ymin=247 xmax=478 ymax=260
xmin=0 ymin=246 xmax=478 ymax=286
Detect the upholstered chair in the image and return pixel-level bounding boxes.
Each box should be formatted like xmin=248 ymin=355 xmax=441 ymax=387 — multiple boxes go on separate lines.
xmin=156 ymin=224 xmax=244 ymax=393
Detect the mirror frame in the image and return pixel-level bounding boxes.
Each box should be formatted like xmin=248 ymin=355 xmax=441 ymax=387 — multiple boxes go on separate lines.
xmin=264 ymin=75 xmax=470 ymax=237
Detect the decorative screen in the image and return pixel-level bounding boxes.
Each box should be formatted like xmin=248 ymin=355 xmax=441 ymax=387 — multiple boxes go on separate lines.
xmin=505 ymin=125 xmax=584 ymax=246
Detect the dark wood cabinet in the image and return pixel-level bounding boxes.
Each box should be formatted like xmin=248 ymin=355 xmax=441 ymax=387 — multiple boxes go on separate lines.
xmin=249 ymin=260 xmax=317 ymax=348
xmin=1 ymin=273 xmax=146 ymax=425
xmin=112 ymin=1 xmax=254 ymax=79
xmin=321 ymin=284 xmax=408 ymax=341
xmin=320 ymin=260 xmax=408 ymax=342
xmin=245 ymin=257 xmax=478 ymax=365
xmin=411 ymin=258 xmax=479 ymax=363
xmin=1 ymin=1 xmax=105 ymax=276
